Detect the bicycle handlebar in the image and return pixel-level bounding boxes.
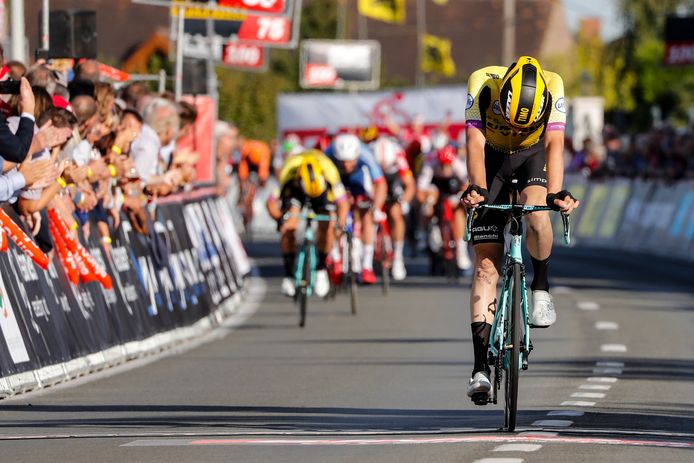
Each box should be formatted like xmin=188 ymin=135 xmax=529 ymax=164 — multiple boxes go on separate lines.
xmin=287 ymin=212 xmax=335 ymax=222
xmin=464 ymin=204 xmax=571 ymax=245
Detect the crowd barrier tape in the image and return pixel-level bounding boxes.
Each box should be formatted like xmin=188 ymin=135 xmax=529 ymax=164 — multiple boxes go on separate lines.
xmin=561 ymin=175 xmax=694 ymax=260
xmin=0 ymin=189 xmax=251 ymax=397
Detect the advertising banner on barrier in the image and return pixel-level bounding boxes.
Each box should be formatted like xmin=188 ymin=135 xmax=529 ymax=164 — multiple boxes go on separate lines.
xmin=277 ymin=86 xmax=468 ymax=144
xmin=0 ymin=195 xmax=249 ymax=381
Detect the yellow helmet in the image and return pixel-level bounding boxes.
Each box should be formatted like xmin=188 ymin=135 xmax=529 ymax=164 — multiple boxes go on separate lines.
xmin=358 ymin=126 xmax=379 ymax=143
xmin=298 ymin=157 xmax=327 ymax=198
xmin=498 ymin=56 xmax=548 ymax=129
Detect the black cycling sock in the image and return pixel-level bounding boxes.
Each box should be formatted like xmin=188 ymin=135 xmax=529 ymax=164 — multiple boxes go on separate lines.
xmin=283 ymin=253 xmax=296 ymax=277
xmin=530 ymin=256 xmax=550 ymax=291
xmin=316 ymin=251 xmax=328 ymax=270
xmin=471 ymin=322 xmax=492 ymax=375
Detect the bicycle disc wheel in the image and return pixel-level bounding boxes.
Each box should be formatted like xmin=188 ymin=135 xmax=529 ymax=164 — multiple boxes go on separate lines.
xmin=504 ymin=263 xmax=523 ymax=431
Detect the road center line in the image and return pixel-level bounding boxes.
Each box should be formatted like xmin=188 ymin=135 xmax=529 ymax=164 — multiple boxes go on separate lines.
xmin=494 ymin=443 xmax=542 ymax=452
xmin=577 ymin=301 xmax=600 ymax=311
xmin=561 ymin=400 xmax=596 ymax=407
xmin=580 ymin=384 xmax=612 ymax=391
xmin=473 ymin=458 xmax=524 ymax=463
xmin=572 ymin=392 xmax=606 ymax=399
xmin=595 ymin=321 xmax=619 ymax=330
xmin=601 ymin=344 xmax=628 ymax=353
xmin=587 ymin=377 xmax=618 ymax=383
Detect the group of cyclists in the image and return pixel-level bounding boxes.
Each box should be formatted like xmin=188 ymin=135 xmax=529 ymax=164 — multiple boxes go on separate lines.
xmin=243 ymin=55 xmax=580 ymax=405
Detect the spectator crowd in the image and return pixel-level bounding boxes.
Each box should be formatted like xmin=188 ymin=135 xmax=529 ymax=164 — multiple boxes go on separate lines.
xmin=566 ymin=124 xmax=694 ymax=182
xmin=0 ymin=48 xmax=239 ymax=260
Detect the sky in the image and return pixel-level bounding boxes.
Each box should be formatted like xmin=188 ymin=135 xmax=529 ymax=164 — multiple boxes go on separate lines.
xmin=562 ymin=0 xmax=624 ymax=41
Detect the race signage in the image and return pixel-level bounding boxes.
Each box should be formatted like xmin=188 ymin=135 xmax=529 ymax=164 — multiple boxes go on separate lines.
xmin=300 ymin=40 xmax=381 ymax=90
xmin=237 ymin=15 xmax=292 ymax=44
xmin=221 ymin=42 xmax=267 ymax=71
xmin=664 ymin=16 xmax=694 ymax=65
xmin=218 ymin=0 xmax=285 ymax=14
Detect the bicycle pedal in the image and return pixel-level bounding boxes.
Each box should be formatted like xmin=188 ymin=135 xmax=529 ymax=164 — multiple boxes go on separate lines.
xmin=471 ymin=392 xmax=490 ymax=406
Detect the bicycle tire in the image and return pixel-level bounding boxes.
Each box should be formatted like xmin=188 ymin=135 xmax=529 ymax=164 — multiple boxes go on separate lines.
xmin=380 ymin=234 xmax=390 ymax=295
xmin=504 ymin=263 xmax=522 ymax=431
xmin=348 ymin=234 xmax=358 ymax=315
xmin=298 ymin=245 xmax=312 ymax=328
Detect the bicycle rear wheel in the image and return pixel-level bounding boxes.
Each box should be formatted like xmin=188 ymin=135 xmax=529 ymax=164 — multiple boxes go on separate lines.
xmin=504 ymin=263 xmax=523 ymax=431
xmin=380 ymin=233 xmax=390 ymax=295
xmin=347 ymin=234 xmax=358 ymax=315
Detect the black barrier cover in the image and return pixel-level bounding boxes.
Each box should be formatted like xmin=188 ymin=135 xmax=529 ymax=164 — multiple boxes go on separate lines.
xmin=0 ymin=196 xmax=246 ymax=381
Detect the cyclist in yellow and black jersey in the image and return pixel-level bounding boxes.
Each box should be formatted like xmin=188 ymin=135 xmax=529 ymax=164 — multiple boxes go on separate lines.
xmin=461 ymin=56 xmax=580 ymax=400
xmin=267 ymin=149 xmax=350 ymax=298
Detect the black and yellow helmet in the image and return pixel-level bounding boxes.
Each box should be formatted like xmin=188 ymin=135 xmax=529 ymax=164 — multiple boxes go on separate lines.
xmin=498 ymin=56 xmax=548 ymax=129
xmin=298 ymin=157 xmax=327 ymax=198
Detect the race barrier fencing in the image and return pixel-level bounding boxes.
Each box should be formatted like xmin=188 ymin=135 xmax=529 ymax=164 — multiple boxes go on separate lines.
xmin=558 ymin=175 xmax=694 ymax=260
xmin=0 ymin=189 xmax=250 ymax=397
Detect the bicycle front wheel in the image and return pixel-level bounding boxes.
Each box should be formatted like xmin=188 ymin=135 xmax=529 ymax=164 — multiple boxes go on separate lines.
xmin=298 ymin=246 xmax=312 ymax=328
xmin=504 ymin=262 xmax=523 ymax=431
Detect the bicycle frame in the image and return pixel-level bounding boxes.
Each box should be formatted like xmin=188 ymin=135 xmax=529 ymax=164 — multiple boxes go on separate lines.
xmin=293 ymin=211 xmax=334 ymax=296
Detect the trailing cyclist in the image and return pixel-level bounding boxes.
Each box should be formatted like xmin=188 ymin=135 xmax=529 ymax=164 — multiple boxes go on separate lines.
xmin=326 ymin=134 xmax=387 ymax=285
xmin=237 ymin=137 xmax=271 ymax=229
xmin=461 ymin=56 xmax=579 ymax=401
xmin=370 ymin=135 xmax=416 ymax=281
xmin=267 ymin=149 xmax=349 ymax=298
xmin=417 ymin=143 xmax=472 ymax=273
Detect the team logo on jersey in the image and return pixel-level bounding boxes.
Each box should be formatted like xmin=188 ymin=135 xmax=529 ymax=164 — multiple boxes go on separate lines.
xmin=492 ymin=101 xmax=502 ymax=115
xmin=555 ymin=97 xmax=566 ymax=113
xmin=466 ymin=93 xmax=474 ymax=110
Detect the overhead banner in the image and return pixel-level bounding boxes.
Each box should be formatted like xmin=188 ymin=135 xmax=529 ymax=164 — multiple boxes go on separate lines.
xmin=300 ymin=40 xmax=381 ymax=90
xmin=277 ymin=86 xmax=468 ymax=142
xmin=0 ymin=194 xmax=249 ymax=379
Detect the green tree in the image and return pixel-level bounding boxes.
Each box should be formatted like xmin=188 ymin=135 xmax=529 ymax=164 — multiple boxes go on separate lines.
xmin=216 ymin=0 xmax=338 ymax=140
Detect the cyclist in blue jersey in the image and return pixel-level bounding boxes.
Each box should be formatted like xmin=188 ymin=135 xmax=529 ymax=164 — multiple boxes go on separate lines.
xmin=326 ymin=134 xmax=387 ymax=284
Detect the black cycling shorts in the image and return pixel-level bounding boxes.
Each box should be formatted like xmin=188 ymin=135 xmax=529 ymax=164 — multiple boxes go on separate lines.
xmin=470 ymin=142 xmax=547 ymax=246
xmin=280 ymin=186 xmax=336 ymax=216
xmin=385 ymin=173 xmax=405 ymax=203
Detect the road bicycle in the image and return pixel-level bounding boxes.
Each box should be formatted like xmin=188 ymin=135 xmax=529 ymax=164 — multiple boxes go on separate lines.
xmin=294 ymin=210 xmax=334 ymax=328
xmin=465 ymin=185 xmax=570 ymax=431
xmin=374 ymin=210 xmax=393 ymax=295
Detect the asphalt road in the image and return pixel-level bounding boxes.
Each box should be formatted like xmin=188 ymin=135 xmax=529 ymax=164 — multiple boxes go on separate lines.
xmin=0 ymin=241 xmax=692 ymax=462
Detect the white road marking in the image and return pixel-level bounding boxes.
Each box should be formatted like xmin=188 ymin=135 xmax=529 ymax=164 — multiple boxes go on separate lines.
xmin=553 ymin=285 xmax=572 ymax=294
xmin=580 ymin=384 xmax=612 ymax=391
xmin=493 ymin=444 xmax=542 ymax=452
xmin=596 ymin=361 xmax=625 ymax=368
xmin=593 ymin=368 xmax=623 ymax=375
xmin=595 ymin=321 xmax=619 ymax=330
xmin=577 ymin=301 xmax=600 ymax=310
xmin=601 ymin=344 xmax=628 ymax=353
xmin=572 ymin=392 xmax=606 ymax=399
xmin=547 ymin=410 xmax=585 ymax=417
xmin=561 ymin=401 xmax=596 ymax=407
xmin=532 ymin=420 xmax=574 ymax=427
xmin=473 ymin=459 xmax=524 ymax=463
xmin=587 ymin=377 xmax=618 ymax=383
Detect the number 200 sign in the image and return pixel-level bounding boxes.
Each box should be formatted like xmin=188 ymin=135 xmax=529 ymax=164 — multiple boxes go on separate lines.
xmin=218 ymin=0 xmax=285 ymax=14
xmin=238 ymin=15 xmax=291 ymax=44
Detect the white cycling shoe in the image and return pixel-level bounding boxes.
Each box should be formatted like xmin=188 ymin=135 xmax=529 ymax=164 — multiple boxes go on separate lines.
xmin=529 ymin=290 xmax=556 ymax=328
xmin=314 ymin=269 xmax=330 ymax=298
xmin=391 ymin=259 xmax=407 ymax=281
xmin=466 ymin=371 xmax=492 ymax=398
xmin=281 ymin=277 xmax=296 ymax=297
xmin=456 ymin=244 xmax=472 ymax=271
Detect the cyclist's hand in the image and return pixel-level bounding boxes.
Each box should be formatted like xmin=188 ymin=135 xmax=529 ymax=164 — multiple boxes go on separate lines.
xmin=462 ymin=184 xmax=488 ymax=208
xmin=547 ymin=190 xmax=580 ymax=214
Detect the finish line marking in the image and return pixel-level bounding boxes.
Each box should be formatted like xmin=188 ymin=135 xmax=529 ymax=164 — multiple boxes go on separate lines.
xmin=121 ymin=435 xmax=694 ymax=449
